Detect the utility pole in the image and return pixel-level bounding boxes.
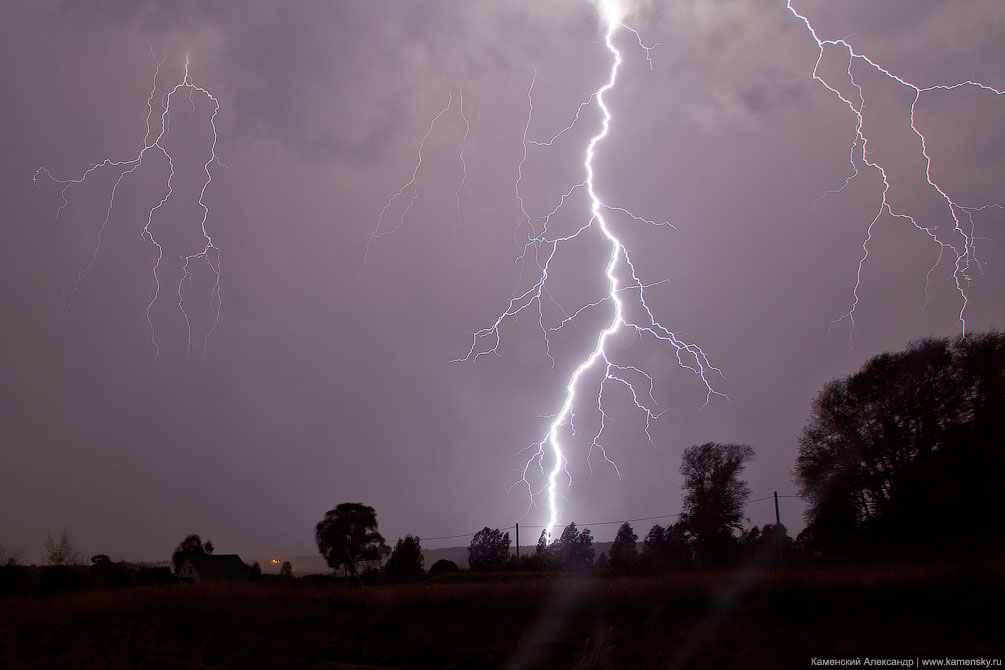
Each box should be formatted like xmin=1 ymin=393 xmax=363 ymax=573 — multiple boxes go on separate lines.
xmin=515 ymin=523 xmax=520 ymax=562
xmin=773 ymin=491 xmax=783 ymax=568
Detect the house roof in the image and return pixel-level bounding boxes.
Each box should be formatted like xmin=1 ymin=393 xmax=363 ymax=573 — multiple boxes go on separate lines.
xmin=187 ymin=554 xmax=249 ymax=578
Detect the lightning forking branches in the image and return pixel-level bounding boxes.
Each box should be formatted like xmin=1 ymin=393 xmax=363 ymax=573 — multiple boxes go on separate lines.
xmin=34 ymin=53 xmax=223 ymax=368
xmin=453 ymin=5 xmax=724 ymax=538
xmin=362 ymin=2 xmax=723 ymax=537
xmin=786 ymin=1 xmax=1004 ymax=340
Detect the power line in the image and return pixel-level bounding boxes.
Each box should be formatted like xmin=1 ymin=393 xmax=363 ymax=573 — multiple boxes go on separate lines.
xmin=270 ymin=493 xmax=803 ymax=562
xmin=420 ymin=513 xmax=684 ymax=541
xmin=422 ymin=526 xmax=515 ymax=542
xmin=517 ymin=513 xmax=682 ymax=530
xmin=419 ymin=493 xmax=799 ymax=543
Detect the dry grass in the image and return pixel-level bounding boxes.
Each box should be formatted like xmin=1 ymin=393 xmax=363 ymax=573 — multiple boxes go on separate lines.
xmin=1 ymin=563 xmax=1001 ymax=669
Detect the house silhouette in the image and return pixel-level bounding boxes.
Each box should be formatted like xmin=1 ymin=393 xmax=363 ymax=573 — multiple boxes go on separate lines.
xmin=178 ymin=554 xmax=249 ymax=583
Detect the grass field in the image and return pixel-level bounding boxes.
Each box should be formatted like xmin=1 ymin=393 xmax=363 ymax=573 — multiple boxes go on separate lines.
xmin=1 ymin=562 xmax=1002 ymax=669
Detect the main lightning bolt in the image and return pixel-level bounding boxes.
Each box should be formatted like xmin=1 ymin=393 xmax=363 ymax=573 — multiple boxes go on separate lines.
xmin=457 ymin=0 xmax=722 ymax=538
xmin=34 ymin=54 xmax=222 ymax=366
xmin=787 ymin=2 xmax=1003 ymax=339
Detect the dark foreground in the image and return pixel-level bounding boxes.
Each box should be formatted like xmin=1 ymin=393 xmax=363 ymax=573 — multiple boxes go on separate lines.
xmin=1 ymin=563 xmax=1002 ymax=669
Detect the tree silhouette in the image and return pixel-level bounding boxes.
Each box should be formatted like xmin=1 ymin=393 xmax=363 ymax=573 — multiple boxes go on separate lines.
xmin=315 ymin=502 xmax=388 ymax=580
xmin=608 ymin=522 xmax=638 ymax=569
xmin=171 ymin=534 xmax=213 ymax=574
xmin=642 ymin=524 xmax=668 ymax=557
xmin=0 ymin=541 xmax=22 ymax=567
xmin=549 ymin=522 xmax=595 ymax=571
xmin=680 ymin=442 xmax=754 ymax=567
xmin=42 ymin=530 xmax=80 ymax=566
xmin=385 ymin=535 xmax=424 ymax=579
xmin=526 ymin=529 xmax=550 ymax=570
xmin=741 ymin=524 xmax=793 ymax=567
xmin=468 ymin=527 xmax=511 ymax=571
xmin=796 ymin=332 xmax=1005 ymax=557
xmin=88 ymin=554 xmax=127 ymax=587
xmin=429 ymin=558 xmax=459 ymax=576
xmin=640 ymin=523 xmax=691 ymax=570
xmin=535 ymin=529 xmax=548 ymax=557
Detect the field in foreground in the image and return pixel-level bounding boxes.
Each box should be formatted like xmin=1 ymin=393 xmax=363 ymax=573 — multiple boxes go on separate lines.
xmin=1 ymin=563 xmax=1002 ymax=669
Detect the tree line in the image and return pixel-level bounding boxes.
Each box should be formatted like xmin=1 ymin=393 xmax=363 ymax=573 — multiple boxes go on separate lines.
xmin=313 ymin=331 xmax=1005 ymax=578
xmin=311 ymin=439 xmax=778 ymax=578
xmin=4 ymin=331 xmax=1001 ymax=585
xmin=795 ymin=330 xmax=1004 ymax=559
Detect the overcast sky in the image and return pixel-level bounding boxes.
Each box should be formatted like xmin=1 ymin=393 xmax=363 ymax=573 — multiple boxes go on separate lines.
xmin=2 ymin=0 xmax=1003 ymax=565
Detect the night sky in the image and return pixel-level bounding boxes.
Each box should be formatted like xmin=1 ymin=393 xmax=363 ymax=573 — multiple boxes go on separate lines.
xmin=2 ymin=0 xmax=1003 ymax=566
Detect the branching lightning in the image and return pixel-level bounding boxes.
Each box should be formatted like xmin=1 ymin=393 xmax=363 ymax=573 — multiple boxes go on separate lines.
xmin=453 ymin=1 xmax=723 ymax=538
xmin=361 ymin=87 xmax=478 ymax=272
xmin=34 ymin=54 xmax=222 ymax=367
xmin=362 ymin=2 xmax=722 ymax=535
xmin=787 ymin=2 xmax=1004 ymax=339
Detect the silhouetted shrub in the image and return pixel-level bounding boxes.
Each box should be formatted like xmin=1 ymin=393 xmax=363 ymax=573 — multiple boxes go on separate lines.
xmin=89 ymin=554 xmax=130 ymax=588
xmin=429 ymin=559 xmax=459 ymax=576
xmin=385 ymin=535 xmax=424 ymax=580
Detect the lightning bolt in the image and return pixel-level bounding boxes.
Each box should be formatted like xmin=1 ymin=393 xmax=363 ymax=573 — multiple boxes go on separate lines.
xmin=787 ymin=2 xmax=1004 ymax=339
xmin=456 ymin=1 xmax=723 ymax=538
xmin=34 ymin=53 xmax=223 ymax=367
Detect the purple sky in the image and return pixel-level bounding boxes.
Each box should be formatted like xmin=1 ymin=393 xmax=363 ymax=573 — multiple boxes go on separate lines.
xmin=2 ymin=0 xmax=1003 ymax=566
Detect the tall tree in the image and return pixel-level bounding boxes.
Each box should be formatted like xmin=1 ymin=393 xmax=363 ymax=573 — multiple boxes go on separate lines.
xmin=640 ymin=522 xmax=692 ymax=570
xmin=315 ymin=502 xmax=388 ymax=579
xmin=549 ymin=522 xmax=595 ymax=571
xmin=741 ymin=524 xmax=793 ymax=566
xmin=535 ymin=529 xmax=548 ymax=557
xmin=608 ymin=522 xmax=638 ymax=569
xmin=171 ymin=534 xmax=212 ymax=574
xmin=680 ymin=442 xmax=754 ymax=566
xmin=385 ymin=535 xmax=424 ymax=579
xmin=41 ymin=530 xmax=79 ymax=566
xmin=468 ymin=527 xmax=511 ymax=571
xmin=642 ymin=524 xmax=668 ymax=558
xmin=796 ymin=332 xmax=1005 ymax=556
xmin=529 ymin=529 xmax=550 ymax=569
